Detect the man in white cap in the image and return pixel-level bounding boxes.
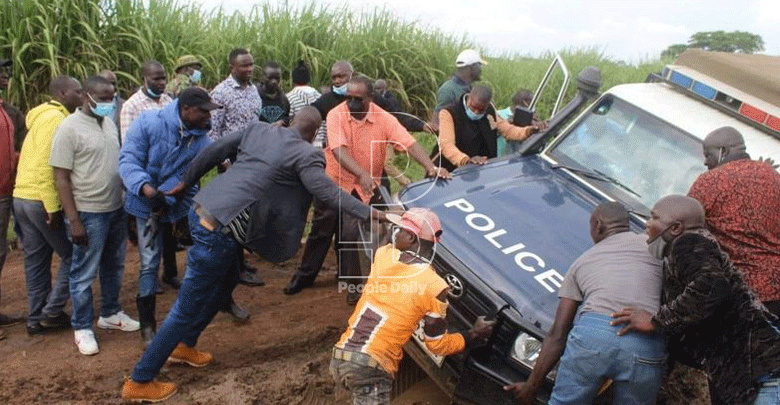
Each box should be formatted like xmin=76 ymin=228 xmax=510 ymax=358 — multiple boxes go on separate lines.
xmin=432 ymin=49 xmax=487 ymax=128
xmin=331 ymin=207 xmax=495 ymax=404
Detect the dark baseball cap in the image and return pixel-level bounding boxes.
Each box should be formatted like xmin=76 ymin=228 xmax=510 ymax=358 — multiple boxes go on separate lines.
xmin=179 ymin=87 xmax=221 ymax=111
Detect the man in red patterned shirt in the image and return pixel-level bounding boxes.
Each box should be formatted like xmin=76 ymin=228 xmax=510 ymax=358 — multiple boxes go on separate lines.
xmin=688 ymin=126 xmax=780 ymax=317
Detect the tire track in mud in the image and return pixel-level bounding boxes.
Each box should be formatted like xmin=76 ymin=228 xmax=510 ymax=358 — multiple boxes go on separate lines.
xmin=174 ymin=326 xmax=343 ymax=405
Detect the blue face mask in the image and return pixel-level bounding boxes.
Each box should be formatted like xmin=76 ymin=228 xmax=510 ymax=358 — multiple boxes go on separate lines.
xmin=332 ymin=83 xmax=349 ymax=96
xmin=190 ymin=69 xmax=202 ymax=84
xmin=89 ymin=94 xmax=115 ymax=118
xmin=464 ymin=97 xmax=485 ymax=121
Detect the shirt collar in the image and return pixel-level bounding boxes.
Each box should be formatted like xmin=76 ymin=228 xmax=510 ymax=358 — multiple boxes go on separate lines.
xmin=227 ymin=74 xmax=253 ymax=90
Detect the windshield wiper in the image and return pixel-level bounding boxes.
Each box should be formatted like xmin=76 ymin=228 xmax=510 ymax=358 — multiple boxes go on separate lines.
xmin=592 ymin=169 xmax=642 ymax=199
xmin=551 ymin=164 xmax=642 ymax=198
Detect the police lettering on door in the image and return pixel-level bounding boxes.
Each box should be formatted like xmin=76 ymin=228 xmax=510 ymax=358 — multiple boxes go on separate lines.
xmin=444 ymin=198 xmax=565 ymax=293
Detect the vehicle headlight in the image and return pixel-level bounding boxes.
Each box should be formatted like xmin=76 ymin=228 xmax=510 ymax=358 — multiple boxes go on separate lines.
xmin=510 ymin=332 xmax=557 ymax=380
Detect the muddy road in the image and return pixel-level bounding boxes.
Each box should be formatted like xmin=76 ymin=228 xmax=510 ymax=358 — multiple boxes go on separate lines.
xmin=0 ymin=244 xmax=370 ymax=404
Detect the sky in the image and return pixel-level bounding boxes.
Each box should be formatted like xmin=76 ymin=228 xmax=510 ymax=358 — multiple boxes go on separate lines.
xmin=195 ymin=0 xmax=780 ymax=63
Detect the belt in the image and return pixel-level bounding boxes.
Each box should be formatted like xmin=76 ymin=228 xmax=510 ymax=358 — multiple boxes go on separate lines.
xmin=194 ymin=203 xmax=228 ymax=234
xmin=333 ymin=348 xmax=382 ymax=370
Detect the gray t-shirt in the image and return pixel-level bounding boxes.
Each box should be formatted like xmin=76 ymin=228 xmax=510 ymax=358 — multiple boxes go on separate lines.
xmin=49 ymin=109 xmax=123 ymax=213
xmin=559 ymin=231 xmax=662 ymax=318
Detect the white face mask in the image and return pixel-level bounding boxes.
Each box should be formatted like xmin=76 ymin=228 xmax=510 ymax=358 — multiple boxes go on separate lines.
xmin=390 ymin=226 xmax=401 ymax=247
xmin=647 ymin=235 xmax=667 ymax=260
xmin=647 ymin=224 xmax=673 ymax=260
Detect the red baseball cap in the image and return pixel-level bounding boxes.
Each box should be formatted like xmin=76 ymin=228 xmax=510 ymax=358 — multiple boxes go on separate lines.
xmin=386 ymin=208 xmax=442 ymax=243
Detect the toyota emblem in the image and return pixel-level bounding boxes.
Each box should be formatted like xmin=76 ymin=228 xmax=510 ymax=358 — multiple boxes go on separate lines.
xmin=445 ymin=274 xmax=464 ymax=298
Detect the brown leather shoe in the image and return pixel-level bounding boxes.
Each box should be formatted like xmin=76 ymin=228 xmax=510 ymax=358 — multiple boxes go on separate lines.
xmin=121 ymin=379 xmax=177 ymax=403
xmin=167 ymin=342 xmax=213 ymax=367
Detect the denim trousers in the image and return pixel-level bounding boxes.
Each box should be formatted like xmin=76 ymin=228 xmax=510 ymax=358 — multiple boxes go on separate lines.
xmin=134 ymin=215 xmax=164 ymax=297
xmin=752 ymin=378 xmax=780 ymax=405
xmin=550 ymin=312 xmax=667 ymax=405
xmin=0 ymin=196 xmax=11 ymax=293
xmin=67 ymin=208 xmax=127 ymax=330
xmin=330 ymin=358 xmax=393 ymax=405
xmin=12 ymin=198 xmax=71 ymax=326
xmin=132 ymin=208 xmax=239 ymax=382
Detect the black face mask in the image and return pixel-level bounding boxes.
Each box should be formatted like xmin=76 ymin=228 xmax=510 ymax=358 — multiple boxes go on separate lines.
xmin=347 ymin=99 xmax=365 ymax=114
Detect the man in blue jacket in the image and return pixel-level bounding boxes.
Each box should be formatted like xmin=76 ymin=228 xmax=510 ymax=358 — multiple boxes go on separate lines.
xmin=119 ymin=87 xmax=216 ymax=347
xmin=121 ymin=107 xmax=393 ymax=402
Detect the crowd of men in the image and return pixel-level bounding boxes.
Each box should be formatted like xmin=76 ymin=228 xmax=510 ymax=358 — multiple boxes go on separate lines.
xmin=1 ymin=46 xmax=779 ymax=405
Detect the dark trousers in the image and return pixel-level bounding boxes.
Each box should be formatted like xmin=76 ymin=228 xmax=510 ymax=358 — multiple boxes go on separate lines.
xmin=160 ymin=221 xmax=178 ymax=280
xmin=295 ymin=191 xmax=375 ymax=289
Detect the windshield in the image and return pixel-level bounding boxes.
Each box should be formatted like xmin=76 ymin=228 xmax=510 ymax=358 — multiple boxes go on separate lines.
xmin=547 ymin=95 xmax=706 ymax=212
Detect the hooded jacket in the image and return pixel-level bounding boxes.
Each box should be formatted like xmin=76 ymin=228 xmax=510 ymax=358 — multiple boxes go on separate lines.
xmin=13 ymin=101 xmax=69 ymax=212
xmin=119 ymin=99 xmax=211 ymax=222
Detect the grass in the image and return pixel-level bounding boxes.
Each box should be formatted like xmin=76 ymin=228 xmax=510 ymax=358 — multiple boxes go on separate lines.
xmin=0 ymin=0 xmax=670 ymax=120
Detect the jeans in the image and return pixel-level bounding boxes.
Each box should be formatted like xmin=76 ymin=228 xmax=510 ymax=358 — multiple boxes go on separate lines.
xmin=132 ymin=208 xmax=239 ymax=382
xmin=0 ymin=196 xmax=11 ymax=301
xmin=550 ymin=312 xmax=667 ymax=405
xmin=330 ymin=358 xmax=393 ymax=405
xmin=67 ymin=208 xmax=127 ymax=330
xmin=752 ymin=378 xmax=780 ymax=405
xmin=12 ymin=198 xmax=71 ymax=326
xmin=135 ymin=215 xmax=164 ymax=297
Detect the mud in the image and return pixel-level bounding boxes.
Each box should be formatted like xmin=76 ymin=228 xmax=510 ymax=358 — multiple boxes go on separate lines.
xmin=0 ymin=245 xmax=351 ymax=404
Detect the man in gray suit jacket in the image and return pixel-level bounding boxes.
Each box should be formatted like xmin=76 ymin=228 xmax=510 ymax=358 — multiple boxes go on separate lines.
xmin=121 ymin=107 xmax=391 ymax=402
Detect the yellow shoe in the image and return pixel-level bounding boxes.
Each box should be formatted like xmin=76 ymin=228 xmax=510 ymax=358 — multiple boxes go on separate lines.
xmin=121 ymin=379 xmax=177 ymax=403
xmin=167 ymin=342 xmax=213 ymax=367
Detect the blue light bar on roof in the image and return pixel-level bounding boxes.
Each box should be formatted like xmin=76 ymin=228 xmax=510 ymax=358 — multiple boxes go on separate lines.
xmin=692 ymin=81 xmax=717 ymax=100
xmin=669 ymin=71 xmax=693 ymax=88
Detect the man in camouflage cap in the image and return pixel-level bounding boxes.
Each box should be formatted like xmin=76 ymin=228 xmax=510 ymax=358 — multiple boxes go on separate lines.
xmin=166 ymin=55 xmax=202 ymax=98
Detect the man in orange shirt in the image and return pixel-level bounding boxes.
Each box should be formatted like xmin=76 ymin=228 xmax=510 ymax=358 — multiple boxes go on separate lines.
xmin=332 ymin=208 xmax=494 ymax=404
xmin=285 ymin=76 xmax=450 ymax=304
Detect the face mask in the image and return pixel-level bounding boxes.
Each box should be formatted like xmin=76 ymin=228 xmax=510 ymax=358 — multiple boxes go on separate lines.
xmin=391 ymin=226 xmax=401 ymax=247
xmin=89 ymin=94 xmax=115 ymax=118
xmin=647 ymin=224 xmax=674 ymax=260
xmin=332 ymin=83 xmax=349 ymax=96
xmin=190 ymin=70 xmax=202 ymax=84
xmin=464 ymin=97 xmax=485 ymax=121
xmin=347 ymin=99 xmax=364 ymax=114
xmin=145 ymin=80 xmax=161 ymax=98
xmin=647 ymin=236 xmax=667 ymax=260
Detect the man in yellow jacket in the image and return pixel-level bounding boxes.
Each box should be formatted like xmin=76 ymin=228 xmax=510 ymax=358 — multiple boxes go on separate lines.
xmin=332 ymin=208 xmax=495 ymax=405
xmin=13 ymin=75 xmax=83 ymax=335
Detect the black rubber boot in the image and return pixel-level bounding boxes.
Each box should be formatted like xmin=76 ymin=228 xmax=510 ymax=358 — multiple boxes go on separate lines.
xmin=136 ymin=294 xmax=157 ymax=348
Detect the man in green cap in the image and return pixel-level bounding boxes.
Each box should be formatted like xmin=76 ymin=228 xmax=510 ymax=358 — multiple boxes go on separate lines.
xmin=166 ymin=55 xmax=202 ymax=98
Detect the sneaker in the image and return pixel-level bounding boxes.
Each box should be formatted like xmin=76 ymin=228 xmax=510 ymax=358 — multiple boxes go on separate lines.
xmin=121 ymin=379 xmax=177 ymax=403
xmin=74 ymin=329 xmax=99 ymax=355
xmin=98 ymin=311 xmax=140 ymax=332
xmin=167 ymin=342 xmax=213 ymax=367
xmin=40 ymin=312 xmax=71 ymax=330
xmin=26 ymin=322 xmax=44 ymax=336
xmin=238 ymin=270 xmax=265 ymax=287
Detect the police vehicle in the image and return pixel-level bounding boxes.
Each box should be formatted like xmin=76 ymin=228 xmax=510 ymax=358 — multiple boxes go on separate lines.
xmin=390 ymin=49 xmax=780 ymax=404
